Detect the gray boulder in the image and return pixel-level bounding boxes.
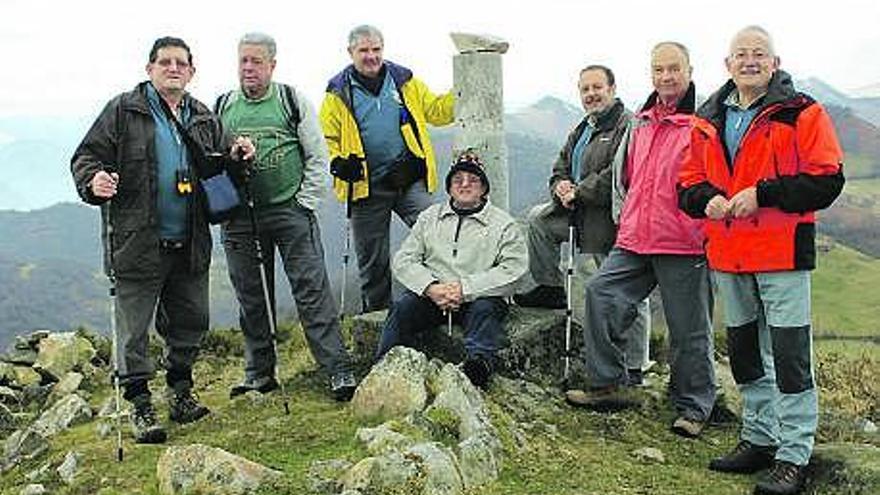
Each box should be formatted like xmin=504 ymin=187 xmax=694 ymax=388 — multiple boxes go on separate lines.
xmin=308 ymin=458 xmax=353 ymax=495
xmin=11 ymin=367 xmax=41 ymax=388
xmin=156 ymin=443 xmax=283 ymax=495
xmin=57 ymin=450 xmax=82 ymax=484
xmin=350 ymin=307 xmax=584 ymax=385
xmin=31 ymin=393 xmax=92 ymax=438
xmin=47 ymin=372 xmax=84 ymax=405
xmin=0 ymin=403 xmax=16 ymax=434
xmin=351 ymin=347 xmax=429 ymax=420
xmin=19 ymin=484 xmax=46 ymax=495
xmin=356 ymin=422 xmax=414 ymax=455
xmin=34 ymin=332 xmax=96 ymax=381
xmin=2 ymin=428 xmax=49 ymax=472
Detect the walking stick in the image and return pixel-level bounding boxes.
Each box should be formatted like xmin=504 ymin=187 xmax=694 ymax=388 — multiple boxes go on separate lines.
xmin=101 ymin=168 xmax=124 ymax=462
xmin=446 ymin=309 xmax=453 ymax=337
xmin=340 ymin=181 xmax=353 ymax=318
xmin=563 ymin=209 xmax=577 ymax=383
xmin=243 ymin=178 xmax=290 ymax=415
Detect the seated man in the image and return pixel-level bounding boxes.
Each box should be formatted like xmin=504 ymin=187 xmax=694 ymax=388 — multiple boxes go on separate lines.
xmin=375 ymin=151 xmax=528 ymax=388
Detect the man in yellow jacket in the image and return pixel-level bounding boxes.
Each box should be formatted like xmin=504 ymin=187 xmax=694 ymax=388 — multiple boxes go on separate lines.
xmin=321 ymin=24 xmax=455 ymax=312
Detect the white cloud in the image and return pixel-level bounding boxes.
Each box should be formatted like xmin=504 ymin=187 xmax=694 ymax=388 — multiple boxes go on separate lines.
xmin=2 ymin=0 xmax=879 ymax=118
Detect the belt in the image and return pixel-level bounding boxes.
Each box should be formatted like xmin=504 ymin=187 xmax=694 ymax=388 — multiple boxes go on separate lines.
xmin=159 ymin=239 xmax=186 ymax=250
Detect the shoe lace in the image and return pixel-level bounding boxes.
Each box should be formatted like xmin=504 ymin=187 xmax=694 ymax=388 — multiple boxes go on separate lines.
xmin=134 ymin=403 xmax=157 ymax=424
xmin=175 ymin=391 xmax=202 ymax=411
xmin=769 ymin=461 xmax=800 ymax=484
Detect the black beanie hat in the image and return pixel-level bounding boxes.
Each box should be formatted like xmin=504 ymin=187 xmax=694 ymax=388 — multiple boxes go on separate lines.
xmin=445 ymin=150 xmax=490 ymax=197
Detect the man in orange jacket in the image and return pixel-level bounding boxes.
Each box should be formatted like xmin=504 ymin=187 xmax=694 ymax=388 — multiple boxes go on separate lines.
xmin=678 ymin=26 xmax=845 ymax=495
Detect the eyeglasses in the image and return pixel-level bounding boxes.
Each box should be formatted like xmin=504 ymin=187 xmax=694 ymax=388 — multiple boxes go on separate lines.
xmin=155 ymin=58 xmax=191 ymax=69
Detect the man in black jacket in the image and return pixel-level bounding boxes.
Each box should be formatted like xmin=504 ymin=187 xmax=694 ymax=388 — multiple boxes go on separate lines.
xmin=515 ymin=65 xmax=651 ymax=384
xmin=71 ymin=36 xmax=254 ymax=444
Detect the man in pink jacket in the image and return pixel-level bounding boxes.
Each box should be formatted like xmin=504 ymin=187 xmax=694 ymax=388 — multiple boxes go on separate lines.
xmin=565 ymin=42 xmax=716 ymax=439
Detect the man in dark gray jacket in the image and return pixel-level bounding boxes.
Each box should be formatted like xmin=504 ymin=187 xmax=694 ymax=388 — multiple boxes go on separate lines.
xmin=514 ymin=65 xmax=651 ymax=383
xmin=71 ymin=36 xmax=254 ymax=444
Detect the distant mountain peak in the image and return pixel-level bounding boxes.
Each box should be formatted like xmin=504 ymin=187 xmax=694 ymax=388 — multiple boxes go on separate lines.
xmin=529 ymin=96 xmax=580 ymax=115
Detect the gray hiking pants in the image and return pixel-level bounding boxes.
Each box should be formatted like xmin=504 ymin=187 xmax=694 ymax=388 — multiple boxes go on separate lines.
xmin=115 ymin=248 xmax=208 ymax=394
xmin=583 ymin=247 xmax=716 ymax=421
xmin=223 ymin=199 xmax=352 ymax=380
xmin=351 ymin=179 xmax=433 ymax=312
xmin=526 ymin=202 xmax=650 ymax=370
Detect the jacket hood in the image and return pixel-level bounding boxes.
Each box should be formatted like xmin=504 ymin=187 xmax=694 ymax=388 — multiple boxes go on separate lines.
xmin=639 ymin=81 xmax=696 ymax=116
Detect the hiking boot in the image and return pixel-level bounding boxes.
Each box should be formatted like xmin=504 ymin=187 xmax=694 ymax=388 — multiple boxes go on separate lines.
xmin=129 ymin=394 xmax=166 ymax=444
xmin=462 ymin=356 xmax=493 ymax=390
xmin=626 ymin=368 xmax=646 ymax=387
xmin=754 ymin=460 xmax=805 ymax=494
xmin=330 ymin=371 xmax=357 ymax=402
xmin=671 ymin=416 xmax=704 ymax=438
xmin=709 ymin=440 xmax=777 ymax=474
xmin=564 ymin=385 xmax=643 ymax=412
xmin=513 ymin=285 xmax=566 ymax=309
xmin=229 ymin=376 xmax=280 ymax=398
xmin=168 ymin=387 xmax=210 ymax=424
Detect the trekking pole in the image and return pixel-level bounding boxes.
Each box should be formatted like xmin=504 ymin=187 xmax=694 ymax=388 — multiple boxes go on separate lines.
xmin=563 ymin=208 xmax=576 ymax=383
xmin=446 ymin=309 xmax=453 ymax=337
xmin=103 ymin=170 xmax=124 ymax=462
xmin=340 ymin=181 xmax=353 ymax=318
xmin=243 ymin=176 xmax=290 ymax=415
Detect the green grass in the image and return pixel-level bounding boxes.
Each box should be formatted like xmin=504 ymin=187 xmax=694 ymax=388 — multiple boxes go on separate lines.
xmin=0 ymin=323 xmax=756 ymax=495
xmin=812 ymin=241 xmax=880 ymax=337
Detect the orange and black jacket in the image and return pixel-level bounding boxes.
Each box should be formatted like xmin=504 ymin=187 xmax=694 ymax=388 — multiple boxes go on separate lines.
xmin=678 ymin=70 xmax=844 ymax=273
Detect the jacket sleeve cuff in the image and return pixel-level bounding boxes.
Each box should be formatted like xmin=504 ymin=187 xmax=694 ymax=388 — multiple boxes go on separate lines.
xmin=757 ymin=179 xmax=783 ymax=207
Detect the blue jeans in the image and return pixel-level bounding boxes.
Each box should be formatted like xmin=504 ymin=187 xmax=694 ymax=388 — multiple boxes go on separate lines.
xmin=715 ymin=270 xmax=816 ymax=466
xmin=376 ymin=290 xmax=508 ymax=365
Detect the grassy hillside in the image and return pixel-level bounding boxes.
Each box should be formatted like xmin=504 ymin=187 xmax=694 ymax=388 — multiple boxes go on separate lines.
xmin=812 ymin=241 xmax=880 ymax=337
xmin=1 ymin=322 xmax=877 ymax=495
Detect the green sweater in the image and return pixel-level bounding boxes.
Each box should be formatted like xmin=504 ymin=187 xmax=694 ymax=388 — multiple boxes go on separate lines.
xmin=219 ymin=84 xmax=304 ymax=208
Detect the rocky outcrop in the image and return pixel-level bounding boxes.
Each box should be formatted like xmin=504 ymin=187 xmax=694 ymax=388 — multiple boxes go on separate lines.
xmin=30 ymin=393 xmax=92 ymax=438
xmin=350 ymin=307 xmax=584 ymax=385
xmin=34 ymin=332 xmax=96 ymax=381
xmin=338 ymin=348 xmax=504 ymax=494
xmin=156 ymin=444 xmax=283 ymax=495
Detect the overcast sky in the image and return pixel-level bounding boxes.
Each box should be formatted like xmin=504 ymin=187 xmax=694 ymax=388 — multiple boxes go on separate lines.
xmin=3 ymin=0 xmax=879 ymax=118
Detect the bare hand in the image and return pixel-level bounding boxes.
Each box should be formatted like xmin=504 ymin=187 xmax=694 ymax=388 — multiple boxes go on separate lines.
xmin=231 ymin=136 xmax=256 ymax=161
xmin=728 ymin=187 xmax=758 ymax=218
xmin=90 ymin=170 xmax=119 ymax=199
xmin=446 ymin=282 xmax=463 ymax=308
xmin=705 ymin=194 xmax=730 ymax=220
xmin=554 ymin=180 xmax=576 ymax=209
xmin=425 ymin=282 xmax=461 ymax=311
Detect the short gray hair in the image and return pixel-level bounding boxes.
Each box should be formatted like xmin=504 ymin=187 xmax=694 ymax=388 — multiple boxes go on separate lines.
xmin=652 ymin=41 xmax=690 ymax=65
xmin=730 ymin=25 xmax=776 ymax=56
xmin=239 ymin=32 xmax=276 ymax=59
xmin=348 ymin=25 xmax=383 ymax=50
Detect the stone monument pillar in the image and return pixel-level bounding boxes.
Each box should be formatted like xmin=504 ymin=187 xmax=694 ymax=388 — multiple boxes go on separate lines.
xmin=451 ymin=33 xmax=510 ymax=211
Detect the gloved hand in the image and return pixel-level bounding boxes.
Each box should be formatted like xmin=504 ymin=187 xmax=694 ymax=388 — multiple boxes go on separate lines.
xmin=330 ymin=155 xmax=365 ymax=183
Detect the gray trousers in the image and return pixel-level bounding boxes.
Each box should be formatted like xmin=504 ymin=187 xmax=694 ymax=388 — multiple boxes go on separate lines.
xmin=526 ymin=202 xmax=650 ymax=369
xmin=583 ymin=247 xmax=716 ymax=421
xmin=115 ymin=249 xmax=208 ymax=393
xmin=715 ymin=270 xmax=816 ymax=465
xmin=222 ymin=199 xmax=352 ymax=380
xmin=351 ymin=179 xmax=433 ymax=312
